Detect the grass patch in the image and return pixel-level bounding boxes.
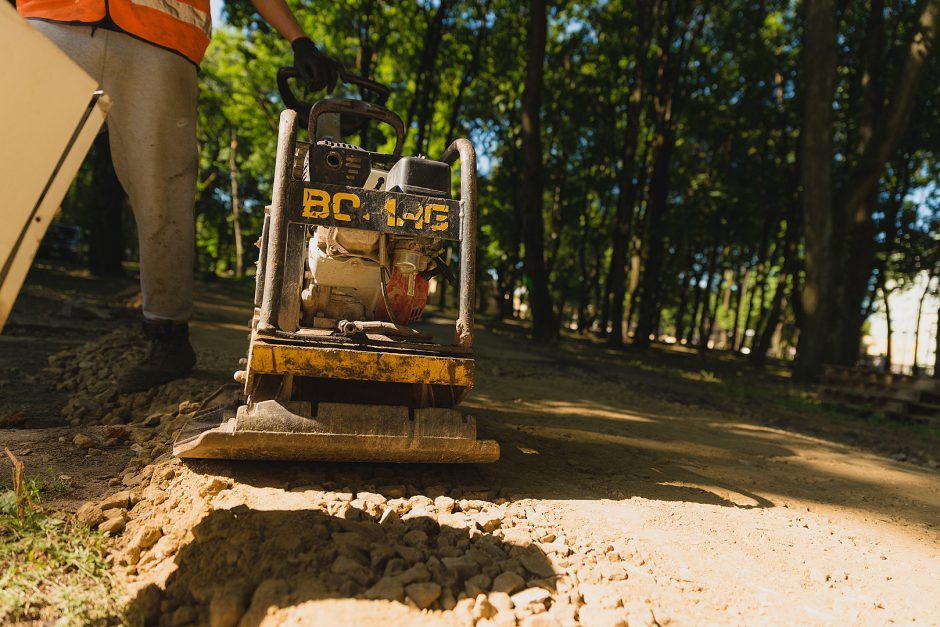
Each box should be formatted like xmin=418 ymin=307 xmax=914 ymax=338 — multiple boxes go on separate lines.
xmin=0 ymin=461 xmax=126 ymax=625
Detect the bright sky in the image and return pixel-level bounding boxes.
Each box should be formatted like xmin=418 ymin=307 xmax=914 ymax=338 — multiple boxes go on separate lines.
xmin=211 ymin=0 xmax=224 ymax=27
xmin=867 ymin=272 xmax=939 ymax=370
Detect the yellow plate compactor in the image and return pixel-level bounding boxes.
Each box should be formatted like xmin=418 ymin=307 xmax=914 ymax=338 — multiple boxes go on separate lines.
xmin=173 ymin=69 xmax=498 ymax=463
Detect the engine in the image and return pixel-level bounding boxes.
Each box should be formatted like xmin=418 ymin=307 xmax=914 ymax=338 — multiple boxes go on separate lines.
xmin=298 ymin=140 xmax=451 ymax=330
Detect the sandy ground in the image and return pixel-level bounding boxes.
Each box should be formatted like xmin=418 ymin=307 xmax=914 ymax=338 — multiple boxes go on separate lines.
xmin=2 ymin=266 xmax=939 ymax=626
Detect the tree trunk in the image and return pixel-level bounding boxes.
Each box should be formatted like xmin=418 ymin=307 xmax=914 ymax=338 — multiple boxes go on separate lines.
xmin=404 ymin=0 xmax=455 ymax=152
xmin=933 ymin=306 xmax=940 ymax=379
xmin=829 ymin=0 xmax=940 ymax=365
xmin=673 ymin=267 xmax=691 ymax=342
xmin=751 ymin=199 xmax=801 ymax=366
xmin=793 ymin=0 xmax=839 ymax=382
xmin=605 ymin=128 xmax=642 ymax=346
xmin=633 ymin=125 xmax=675 ymax=347
xmin=697 ymin=244 xmax=720 ymax=352
xmin=443 ymin=0 xmax=490 ymax=151
xmin=882 ymin=287 xmax=894 ymax=371
xmin=520 ymin=0 xmax=555 ymax=339
xmin=686 ymin=267 xmax=704 ymax=345
xmin=912 ymin=279 xmax=933 ymax=373
xmin=730 ymin=266 xmax=749 ymax=351
xmin=229 ymin=128 xmax=244 ymax=278
xmin=603 ymin=15 xmax=649 ymax=347
xmin=87 ymin=133 xmax=125 ymax=277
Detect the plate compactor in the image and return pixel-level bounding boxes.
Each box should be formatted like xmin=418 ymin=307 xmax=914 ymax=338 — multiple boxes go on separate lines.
xmin=173 ymin=69 xmax=499 ymax=463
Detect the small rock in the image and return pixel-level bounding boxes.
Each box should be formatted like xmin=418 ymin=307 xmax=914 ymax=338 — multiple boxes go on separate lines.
xmin=465 ymin=573 xmax=491 ymax=597
xmin=357 ymin=491 xmax=388 ymax=506
xmin=492 ymin=571 xmax=526 ymax=595
xmin=472 ymin=509 xmax=504 ymax=532
xmin=365 ymin=577 xmax=405 ymax=602
xmin=489 ymin=591 xmax=513 ymax=613
xmin=170 ymin=605 xmax=198 ymax=626
xmin=379 ymin=485 xmax=407 ymax=499
xmin=394 ymin=562 xmax=431 ymax=585
xmin=331 ymin=555 xmax=371 ymax=585
xmin=129 ymin=524 xmax=163 ymax=552
xmin=130 ymin=583 xmax=162 ymax=624
xmin=73 ymin=433 xmax=95 ymax=449
xmin=472 ymin=594 xmax=498 ymax=620
xmin=580 ymin=583 xmax=620 ymax=608
xmin=434 ymin=495 xmax=456 ymax=513
xmin=511 ymin=587 xmax=551 ymax=611
xmin=370 ymin=544 xmax=398 ymax=571
xmin=384 ymin=558 xmax=407 ymax=578
xmin=403 ymin=529 xmax=428 ymax=547
xmin=453 ymin=598 xmax=476 ymax=623
xmin=379 ymin=509 xmax=401 ymax=526
xmin=395 ymin=544 xmax=424 ymax=564
xmin=419 ymin=484 xmax=444 ymax=499
xmin=99 ymin=490 xmax=132 ymax=511
xmin=439 ymin=588 xmax=458 ymax=611
xmin=99 ymin=514 xmax=126 ymax=535
xmin=200 ymin=477 xmax=231 ymax=497
xmin=521 ymin=615 xmax=562 ymax=627
xmin=598 ymin=562 xmax=627 ymax=581
xmin=519 ymin=547 xmax=555 ymax=578
xmin=443 ymin=555 xmax=481 ymax=579
xmin=401 ymin=505 xmax=437 ymax=533
xmin=332 ymin=531 xmax=371 ymax=552
xmin=209 ymin=585 xmax=248 ymax=627
xmin=578 ymin=606 xmax=627 ymax=627
xmin=623 ymin=601 xmax=655 ymax=626
xmin=149 ymin=534 xmax=180 ymax=561
xmin=405 ymin=582 xmax=441 ymax=609
xmin=76 ymin=502 xmax=105 ymax=528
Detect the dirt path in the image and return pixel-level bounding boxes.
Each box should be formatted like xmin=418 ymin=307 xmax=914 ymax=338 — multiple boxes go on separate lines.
xmin=2 ymin=268 xmax=939 ymax=625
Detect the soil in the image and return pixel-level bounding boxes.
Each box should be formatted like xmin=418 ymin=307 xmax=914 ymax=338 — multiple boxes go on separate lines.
xmin=2 ymin=264 xmax=939 ymax=626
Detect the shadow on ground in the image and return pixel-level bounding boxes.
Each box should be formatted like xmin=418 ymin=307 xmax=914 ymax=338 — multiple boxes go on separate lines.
xmin=128 ymin=498 xmax=555 ymax=626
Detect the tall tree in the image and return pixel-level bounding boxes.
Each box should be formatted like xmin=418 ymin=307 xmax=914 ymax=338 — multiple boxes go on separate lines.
xmin=520 ymin=0 xmax=555 ymax=338
xmin=793 ymin=0 xmax=839 ymax=382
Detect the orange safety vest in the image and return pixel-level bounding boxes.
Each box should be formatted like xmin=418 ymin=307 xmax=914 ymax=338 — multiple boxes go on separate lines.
xmin=18 ymin=0 xmax=212 ymax=65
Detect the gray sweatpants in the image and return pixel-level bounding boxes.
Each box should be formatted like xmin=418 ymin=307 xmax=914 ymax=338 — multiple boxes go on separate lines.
xmin=30 ymin=21 xmax=197 ymax=321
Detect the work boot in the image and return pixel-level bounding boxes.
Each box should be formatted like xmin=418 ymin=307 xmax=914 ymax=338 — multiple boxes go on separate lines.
xmin=116 ymin=319 xmax=197 ymax=393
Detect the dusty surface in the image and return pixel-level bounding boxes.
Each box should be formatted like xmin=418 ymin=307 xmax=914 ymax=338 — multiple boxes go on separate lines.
xmin=2 ymin=266 xmax=940 ymax=625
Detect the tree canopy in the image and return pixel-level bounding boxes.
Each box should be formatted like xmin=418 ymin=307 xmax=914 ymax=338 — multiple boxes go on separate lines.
xmin=59 ymin=0 xmax=940 ymax=377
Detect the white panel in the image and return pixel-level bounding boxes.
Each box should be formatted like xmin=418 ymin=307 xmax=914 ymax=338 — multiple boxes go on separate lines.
xmin=0 ymin=4 xmax=111 ymax=331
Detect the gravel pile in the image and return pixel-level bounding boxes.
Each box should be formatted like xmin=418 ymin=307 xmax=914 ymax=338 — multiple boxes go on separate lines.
xmin=45 ymin=327 xmax=220 ymax=427
xmin=75 ymin=415 xmax=658 ymax=627
xmin=63 ymin=334 xmax=661 ymax=626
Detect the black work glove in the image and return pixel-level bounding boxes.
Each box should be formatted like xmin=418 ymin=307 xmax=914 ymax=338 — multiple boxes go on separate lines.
xmin=291 ymin=37 xmax=341 ymax=93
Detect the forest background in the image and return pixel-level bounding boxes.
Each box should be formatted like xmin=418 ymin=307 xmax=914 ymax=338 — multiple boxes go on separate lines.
xmin=57 ymin=0 xmax=940 ymax=381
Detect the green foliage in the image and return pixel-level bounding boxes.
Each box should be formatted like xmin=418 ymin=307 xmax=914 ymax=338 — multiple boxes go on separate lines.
xmin=0 ymin=480 xmax=124 ymax=625
xmin=54 ymin=0 xmax=940 ymax=366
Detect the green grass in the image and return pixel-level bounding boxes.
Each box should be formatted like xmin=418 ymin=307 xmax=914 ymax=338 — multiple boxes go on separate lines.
xmin=0 ymin=478 xmax=127 ymax=625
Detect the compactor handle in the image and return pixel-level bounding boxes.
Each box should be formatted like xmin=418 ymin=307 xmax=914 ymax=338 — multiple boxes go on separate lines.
xmin=277 ymin=66 xmax=401 ymax=152
xmin=277 ymin=66 xmax=391 ymax=117
xmin=306 ymin=99 xmax=405 ymax=156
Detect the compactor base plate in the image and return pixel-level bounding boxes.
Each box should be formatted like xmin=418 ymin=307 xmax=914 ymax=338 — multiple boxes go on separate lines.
xmin=173 ymin=385 xmax=499 ymax=463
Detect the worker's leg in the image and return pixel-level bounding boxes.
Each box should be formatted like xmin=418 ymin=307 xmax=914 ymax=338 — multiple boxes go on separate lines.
xmin=99 ymin=30 xmax=198 ymax=322
xmin=27 ymin=21 xmax=106 ymax=81
xmin=95 ymin=30 xmax=198 ymax=391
